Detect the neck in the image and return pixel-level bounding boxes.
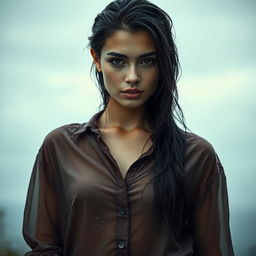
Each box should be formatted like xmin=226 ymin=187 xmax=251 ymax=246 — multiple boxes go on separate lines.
xmin=98 ymin=97 xmax=150 ymax=132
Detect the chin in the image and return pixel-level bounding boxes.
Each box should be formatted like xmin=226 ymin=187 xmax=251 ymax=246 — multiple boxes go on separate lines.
xmin=121 ymin=101 xmax=145 ymax=109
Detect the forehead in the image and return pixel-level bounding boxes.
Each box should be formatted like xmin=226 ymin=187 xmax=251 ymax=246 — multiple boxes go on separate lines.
xmin=101 ymin=30 xmax=155 ymax=57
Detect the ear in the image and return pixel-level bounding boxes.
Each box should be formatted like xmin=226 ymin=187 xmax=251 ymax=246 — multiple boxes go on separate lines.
xmin=90 ymin=48 xmax=102 ymax=72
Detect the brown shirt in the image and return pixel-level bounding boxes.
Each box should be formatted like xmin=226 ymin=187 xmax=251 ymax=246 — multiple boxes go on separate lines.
xmin=23 ymin=111 xmax=234 ymax=256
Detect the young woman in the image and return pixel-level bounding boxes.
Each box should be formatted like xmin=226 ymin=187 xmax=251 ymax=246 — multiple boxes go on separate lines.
xmin=22 ymin=0 xmax=234 ymax=255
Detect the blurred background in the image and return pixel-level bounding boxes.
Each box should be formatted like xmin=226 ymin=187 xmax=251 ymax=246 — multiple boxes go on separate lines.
xmin=0 ymin=0 xmax=255 ymax=255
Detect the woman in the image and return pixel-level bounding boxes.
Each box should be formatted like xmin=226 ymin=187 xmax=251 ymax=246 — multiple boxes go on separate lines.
xmin=22 ymin=0 xmax=234 ymax=255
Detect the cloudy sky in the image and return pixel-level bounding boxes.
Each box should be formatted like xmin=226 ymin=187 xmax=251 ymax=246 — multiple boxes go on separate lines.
xmin=0 ymin=0 xmax=255 ymax=254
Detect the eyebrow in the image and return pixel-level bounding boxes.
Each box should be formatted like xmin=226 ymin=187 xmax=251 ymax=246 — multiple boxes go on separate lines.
xmin=106 ymin=51 xmax=156 ymax=59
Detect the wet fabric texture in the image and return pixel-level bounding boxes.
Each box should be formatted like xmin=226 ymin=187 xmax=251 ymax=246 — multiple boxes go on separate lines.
xmin=23 ymin=111 xmax=234 ymax=256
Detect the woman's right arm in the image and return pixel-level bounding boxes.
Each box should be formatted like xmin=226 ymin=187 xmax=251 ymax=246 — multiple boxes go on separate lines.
xmin=23 ymin=144 xmax=62 ymax=256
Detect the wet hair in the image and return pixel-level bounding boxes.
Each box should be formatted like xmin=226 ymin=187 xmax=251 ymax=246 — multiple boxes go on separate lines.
xmin=88 ymin=0 xmax=188 ymax=232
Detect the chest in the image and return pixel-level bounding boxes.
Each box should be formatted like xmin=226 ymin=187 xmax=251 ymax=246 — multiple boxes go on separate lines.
xmin=99 ymin=129 xmax=153 ymax=179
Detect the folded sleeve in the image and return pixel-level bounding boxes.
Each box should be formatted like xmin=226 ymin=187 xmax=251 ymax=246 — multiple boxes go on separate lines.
xmin=22 ymin=143 xmax=62 ymax=255
xmin=192 ymin=153 xmax=234 ymax=256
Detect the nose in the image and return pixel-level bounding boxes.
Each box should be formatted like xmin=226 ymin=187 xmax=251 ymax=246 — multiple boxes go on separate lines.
xmin=125 ymin=65 xmax=140 ymax=84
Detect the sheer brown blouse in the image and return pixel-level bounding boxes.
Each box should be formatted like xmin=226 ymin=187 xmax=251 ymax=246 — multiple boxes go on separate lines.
xmin=22 ymin=111 xmax=234 ymax=255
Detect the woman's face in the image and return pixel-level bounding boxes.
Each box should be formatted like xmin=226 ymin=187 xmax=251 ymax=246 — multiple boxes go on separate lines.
xmin=91 ymin=30 xmax=159 ymax=109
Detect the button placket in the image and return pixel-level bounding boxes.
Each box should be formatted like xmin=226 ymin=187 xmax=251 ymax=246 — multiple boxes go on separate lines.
xmin=116 ymin=181 xmax=129 ymax=255
xmin=126 ymin=165 xmax=138 ymax=184
xmin=119 ymin=208 xmax=127 ymax=216
xmin=117 ymin=241 xmax=126 ymax=249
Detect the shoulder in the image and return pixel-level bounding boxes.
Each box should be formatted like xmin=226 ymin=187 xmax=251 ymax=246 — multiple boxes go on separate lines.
xmin=183 ymin=131 xmax=222 ymax=186
xmin=37 ymin=123 xmax=87 ymax=165
xmin=184 ymin=131 xmax=216 ymax=158
xmin=42 ymin=123 xmax=87 ymax=148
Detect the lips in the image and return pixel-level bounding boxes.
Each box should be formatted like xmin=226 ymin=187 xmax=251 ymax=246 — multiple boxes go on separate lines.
xmin=121 ymin=88 xmax=143 ymax=94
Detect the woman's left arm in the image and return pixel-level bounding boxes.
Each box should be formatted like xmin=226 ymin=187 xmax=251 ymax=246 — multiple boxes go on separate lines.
xmin=192 ymin=154 xmax=235 ymax=256
xmin=22 ymin=141 xmax=63 ymax=255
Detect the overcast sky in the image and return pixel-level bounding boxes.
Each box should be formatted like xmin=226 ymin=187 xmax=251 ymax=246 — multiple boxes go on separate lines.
xmin=0 ymin=0 xmax=255 ymax=254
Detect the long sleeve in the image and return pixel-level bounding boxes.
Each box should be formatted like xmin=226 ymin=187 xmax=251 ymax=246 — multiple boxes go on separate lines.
xmin=22 ymin=144 xmax=62 ymax=256
xmin=192 ymin=154 xmax=234 ymax=256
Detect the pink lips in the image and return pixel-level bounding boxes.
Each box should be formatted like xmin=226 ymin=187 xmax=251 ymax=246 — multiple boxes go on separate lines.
xmin=121 ymin=88 xmax=143 ymax=99
xmin=122 ymin=88 xmax=143 ymax=94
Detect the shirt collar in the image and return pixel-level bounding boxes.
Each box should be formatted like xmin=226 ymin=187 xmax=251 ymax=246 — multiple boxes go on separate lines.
xmin=73 ymin=109 xmax=154 ymax=155
xmin=73 ymin=110 xmax=104 ymax=136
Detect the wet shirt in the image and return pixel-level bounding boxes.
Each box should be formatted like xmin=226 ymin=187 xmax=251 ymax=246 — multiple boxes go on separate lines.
xmin=23 ymin=111 xmax=234 ymax=256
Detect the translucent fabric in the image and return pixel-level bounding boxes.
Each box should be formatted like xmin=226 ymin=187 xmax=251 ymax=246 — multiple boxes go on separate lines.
xmin=23 ymin=111 xmax=234 ymax=256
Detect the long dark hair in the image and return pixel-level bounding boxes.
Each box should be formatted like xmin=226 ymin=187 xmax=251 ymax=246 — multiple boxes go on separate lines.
xmin=88 ymin=0 xmax=188 ymax=232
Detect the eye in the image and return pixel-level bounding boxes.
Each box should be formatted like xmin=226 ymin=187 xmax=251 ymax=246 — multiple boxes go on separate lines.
xmin=108 ymin=58 xmax=125 ymax=66
xmin=140 ymin=58 xmax=156 ymax=66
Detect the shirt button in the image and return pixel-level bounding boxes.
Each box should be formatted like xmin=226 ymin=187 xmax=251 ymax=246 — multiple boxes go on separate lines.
xmin=119 ymin=208 xmax=127 ymax=215
xmin=118 ymin=241 xmax=126 ymax=249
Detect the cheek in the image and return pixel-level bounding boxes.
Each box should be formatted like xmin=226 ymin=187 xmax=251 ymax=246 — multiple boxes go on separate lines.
xmin=102 ymin=66 xmax=122 ymax=88
xmin=145 ymin=70 xmax=159 ymax=87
